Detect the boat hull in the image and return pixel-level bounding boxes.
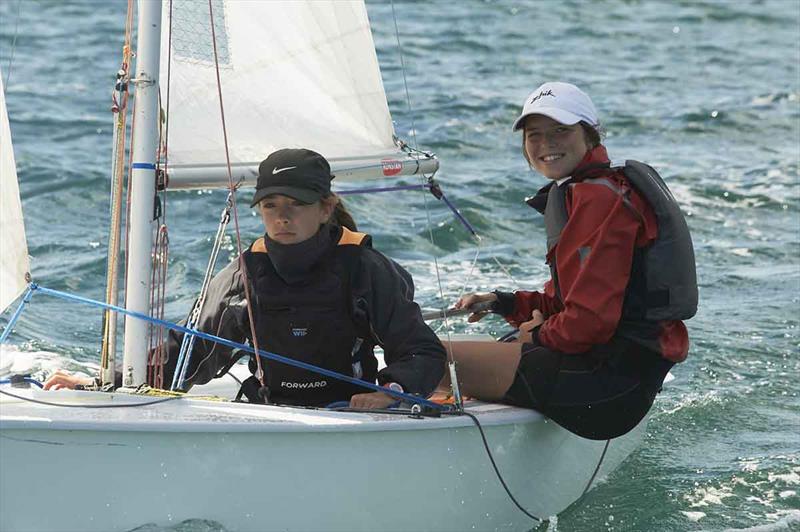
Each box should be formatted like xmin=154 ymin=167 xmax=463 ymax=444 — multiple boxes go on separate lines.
xmin=0 ymin=389 xmax=645 ymax=531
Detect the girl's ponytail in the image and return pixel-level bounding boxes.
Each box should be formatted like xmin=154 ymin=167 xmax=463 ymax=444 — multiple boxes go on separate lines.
xmin=325 ymin=194 xmax=357 ymax=231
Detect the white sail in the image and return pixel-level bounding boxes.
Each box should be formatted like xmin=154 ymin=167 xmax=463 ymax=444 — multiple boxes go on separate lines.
xmin=160 ymin=0 xmax=432 ymax=188
xmin=0 ymin=75 xmax=30 ymax=312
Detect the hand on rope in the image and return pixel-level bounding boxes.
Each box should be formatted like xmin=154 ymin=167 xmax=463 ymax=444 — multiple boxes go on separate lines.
xmin=452 ymin=292 xmax=499 ymax=323
xmin=349 ymin=391 xmax=397 ymax=409
xmin=43 ymin=371 xmax=93 ymax=391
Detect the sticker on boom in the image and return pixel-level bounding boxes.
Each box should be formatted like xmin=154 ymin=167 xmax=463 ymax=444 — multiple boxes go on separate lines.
xmin=382 ymin=158 xmax=402 ymax=176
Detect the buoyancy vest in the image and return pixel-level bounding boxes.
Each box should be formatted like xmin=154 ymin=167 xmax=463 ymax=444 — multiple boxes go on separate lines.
xmin=543 ymin=160 xmax=698 ymax=323
xmin=242 ymin=227 xmax=377 ymax=406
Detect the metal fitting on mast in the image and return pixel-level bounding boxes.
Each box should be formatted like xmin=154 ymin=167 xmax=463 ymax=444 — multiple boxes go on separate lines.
xmin=129 ymin=74 xmax=156 ymax=87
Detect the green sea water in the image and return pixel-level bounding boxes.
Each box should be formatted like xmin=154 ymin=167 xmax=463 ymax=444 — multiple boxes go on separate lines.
xmin=1 ymin=1 xmax=798 ymax=531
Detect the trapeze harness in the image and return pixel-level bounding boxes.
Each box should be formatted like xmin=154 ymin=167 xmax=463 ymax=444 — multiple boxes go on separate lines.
xmin=541 ymin=160 xmax=698 ymax=351
xmin=237 ymin=228 xmax=378 ymax=406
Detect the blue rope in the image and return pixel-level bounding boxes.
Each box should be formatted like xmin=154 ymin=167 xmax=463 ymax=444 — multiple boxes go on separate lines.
xmin=336 ymin=183 xmax=478 ymax=238
xmin=438 ymin=192 xmax=478 ymax=237
xmin=336 ymin=183 xmax=428 ymax=196
xmin=326 ymin=399 xmax=401 ymax=410
xmin=0 ymin=377 xmax=44 ymax=388
xmin=26 ymin=284 xmax=444 ymax=410
xmin=0 ymin=285 xmax=35 ymax=345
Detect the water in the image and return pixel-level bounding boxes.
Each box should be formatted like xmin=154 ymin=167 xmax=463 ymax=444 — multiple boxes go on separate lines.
xmin=1 ymin=1 xmax=798 ymax=531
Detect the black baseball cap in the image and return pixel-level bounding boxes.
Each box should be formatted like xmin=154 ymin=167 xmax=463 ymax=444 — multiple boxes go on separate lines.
xmin=250 ymin=148 xmax=334 ymax=207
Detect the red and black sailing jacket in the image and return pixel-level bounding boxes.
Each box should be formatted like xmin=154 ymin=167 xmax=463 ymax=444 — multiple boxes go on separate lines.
xmin=500 ymin=145 xmax=692 ymax=362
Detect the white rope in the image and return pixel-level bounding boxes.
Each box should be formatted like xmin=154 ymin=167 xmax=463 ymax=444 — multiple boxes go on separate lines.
xmin=491 ymin=255 xmax=519 ymax=288
xmin=390 ymin=0 xmax=473 ymax=407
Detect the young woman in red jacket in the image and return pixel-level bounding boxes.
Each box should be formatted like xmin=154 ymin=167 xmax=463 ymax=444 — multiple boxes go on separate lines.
xmin=445 ymin=82 xmax=696 ymax=440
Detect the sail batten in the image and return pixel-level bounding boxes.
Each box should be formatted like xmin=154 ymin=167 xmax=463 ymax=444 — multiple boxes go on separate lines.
xmin=0 ymin=75 xmax=31 ymax=313
xmin=161 ymin=0 xmax=399 ymax=172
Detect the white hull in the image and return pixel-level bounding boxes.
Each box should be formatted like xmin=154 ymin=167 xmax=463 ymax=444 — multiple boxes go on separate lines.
xmin=0 ymin=385 xmax=646 ymax=532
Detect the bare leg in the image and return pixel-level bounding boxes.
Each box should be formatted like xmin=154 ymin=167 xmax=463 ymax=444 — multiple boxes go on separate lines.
xmin=439 ymin=341 xmax=522 ymax=402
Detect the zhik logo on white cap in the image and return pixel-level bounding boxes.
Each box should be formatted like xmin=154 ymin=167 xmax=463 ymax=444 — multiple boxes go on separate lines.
xmin=512 ymin=82 xmax=599 ymax=131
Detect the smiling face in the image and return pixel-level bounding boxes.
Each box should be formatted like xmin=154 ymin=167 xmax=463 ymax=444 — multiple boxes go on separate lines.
xmin=258 ymin=194 xmax=334 ymax=244
xmin=523 ymin=114 xmax=592 ymax=180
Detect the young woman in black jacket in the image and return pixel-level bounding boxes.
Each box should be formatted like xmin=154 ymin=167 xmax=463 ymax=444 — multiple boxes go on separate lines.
xmin=45 ymin=148 xmax=446 ymax=409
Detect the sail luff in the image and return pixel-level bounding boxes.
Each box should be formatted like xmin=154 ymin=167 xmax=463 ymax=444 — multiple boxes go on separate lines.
xmin=0 ymin=74 xmax=31 ymax=313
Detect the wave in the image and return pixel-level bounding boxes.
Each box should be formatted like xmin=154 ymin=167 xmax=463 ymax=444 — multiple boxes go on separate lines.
xmin=0 ymin=343 xmax=98 ymax=381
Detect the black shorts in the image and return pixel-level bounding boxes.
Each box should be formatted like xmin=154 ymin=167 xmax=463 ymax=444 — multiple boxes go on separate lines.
xmin=502 ymin=336 xmax=674 ymax=440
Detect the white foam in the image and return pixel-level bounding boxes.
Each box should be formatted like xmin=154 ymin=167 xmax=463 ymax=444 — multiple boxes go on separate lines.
xmin=715 ymin=509 xmax=800 ymax=532
xmin=681 ymin=511 xmax=706 ymax=522
xmin=0 ymin=344 xmax=98 ymax=380
xmin=662 ymin=390 xmax=722 ymax=415
xmin=768 ymin=471 xmax=800 ymax=485
xmin=685 ymin=484 xmax=735 ymax=507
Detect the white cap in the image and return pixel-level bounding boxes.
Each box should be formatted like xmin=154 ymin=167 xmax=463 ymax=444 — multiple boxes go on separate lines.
xmin=511 ymin=82 xmax=599 ymax=131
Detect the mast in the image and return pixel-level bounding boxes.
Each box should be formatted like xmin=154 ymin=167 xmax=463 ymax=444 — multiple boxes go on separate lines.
xmin=121 ymin=0 xmax=162 ymax=388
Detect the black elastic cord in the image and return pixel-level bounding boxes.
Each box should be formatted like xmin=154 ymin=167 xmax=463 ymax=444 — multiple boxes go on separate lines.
xmin=581 ymin=439 xmax=611 ymax=496
xmin=3 ymin=384 xmax=550 ymax=524
xmin=453 ymin=410 xmax=544 ymax=523
xmin=0 ymin=388 xmax=184 ymax=408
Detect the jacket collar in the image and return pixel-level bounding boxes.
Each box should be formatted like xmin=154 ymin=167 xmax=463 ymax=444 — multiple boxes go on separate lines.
xmin=263 ymin=223 xmax=341 ymax=284
xmin=525 ymin=144 xmax=611 ymax=214
xmin=570 ymin=144 xmax=611 ymax=182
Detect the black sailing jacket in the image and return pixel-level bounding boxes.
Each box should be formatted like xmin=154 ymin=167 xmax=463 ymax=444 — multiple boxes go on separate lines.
xmin=161 ymin=224 xmax=445 ymax=404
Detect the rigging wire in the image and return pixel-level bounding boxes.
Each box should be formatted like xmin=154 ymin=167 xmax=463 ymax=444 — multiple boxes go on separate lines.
xmin=2 ymin=0 xmax=21 ymax=90
xmin=121 ymin=95 xmax=138 ymax=313
xmin=390 ymin=0 xmax=475 ymax=408
xmin=147 ymin=0 xmax=175 ymax=389
xmin=389 ymin=0 xmax=418 ymax=153
xmin=205 ymin=0 xmax=267 ymax=391
xmin=492 ymin=255 xmax=519 ymax=288
xmin=172 ymin=200 xmax=233 ymax=390
xmin=118 ymin=0 xmax=142 ymax=352
xmin=99 ymin=0 xmax=136 ymax=386
xmin=155 ymin=0 xmax=235 ymax=391
xmin=161 ymin=0 xmax=244 ymax=391
xmin=147 ymin=225 xmax=169 ymax=389
xmin=0 ymin=285 xmax=32 ymax=345
xmin=387 ymin=2 xmax=518 ymax=335
xmin=382 ymin=13 xmax=547 ymax=521
xmin=455 ymin=245 xmax=485 ymax=304
xmin=161 ymin=0 xmax=174 ymax=228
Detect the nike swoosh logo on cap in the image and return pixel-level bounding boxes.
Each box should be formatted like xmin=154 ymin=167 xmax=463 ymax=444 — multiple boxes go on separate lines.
xmin=272 ymin=166 xmax=297 ymax=175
